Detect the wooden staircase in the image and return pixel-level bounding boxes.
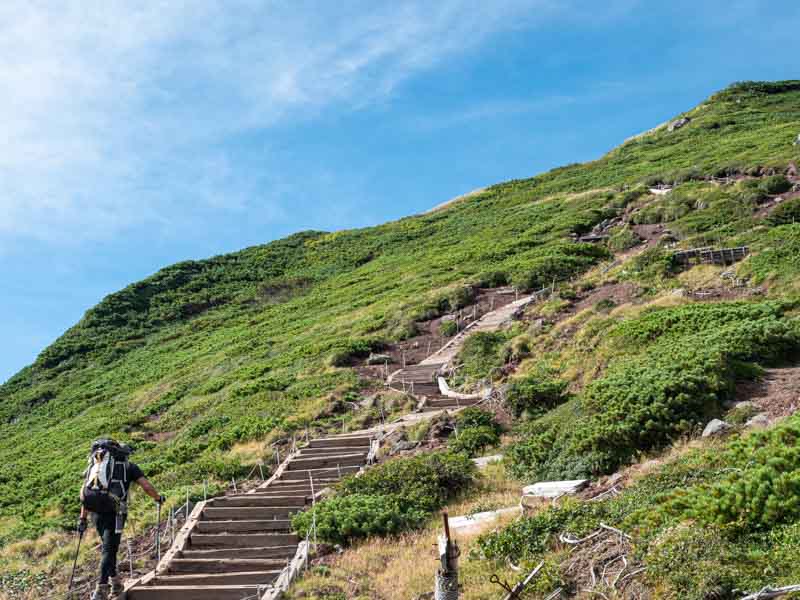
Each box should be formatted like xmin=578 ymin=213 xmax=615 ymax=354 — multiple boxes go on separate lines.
xmin=123 ymin=433 xmax=375 ymax=600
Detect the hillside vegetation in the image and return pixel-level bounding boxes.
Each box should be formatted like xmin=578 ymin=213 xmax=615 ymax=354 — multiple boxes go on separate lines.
xmin=2 ymin=80 xmax=800 ymax=598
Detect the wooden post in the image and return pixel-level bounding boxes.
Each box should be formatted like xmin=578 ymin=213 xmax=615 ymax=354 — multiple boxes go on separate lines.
xmin=435 ymin=512 xmax=459 ymax=599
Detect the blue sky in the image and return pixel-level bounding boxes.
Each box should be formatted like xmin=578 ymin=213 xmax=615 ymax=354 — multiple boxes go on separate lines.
xmin=1 ymin=0 xmax=798 ymax=383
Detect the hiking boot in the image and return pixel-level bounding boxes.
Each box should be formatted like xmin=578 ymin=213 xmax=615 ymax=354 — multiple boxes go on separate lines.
xmin=90 ymin=584 xmax=110 ymax=600
xmin=110 ymin=576 xmax=124 ymax=596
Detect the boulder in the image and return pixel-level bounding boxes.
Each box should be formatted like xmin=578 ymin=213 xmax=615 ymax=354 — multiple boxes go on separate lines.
xmin=668 ymin=117 xmax=691 ymax=132
xmin=745 ymin=413 xmax=770 ymax=428
xmin=794 ymin=133 xmax=800 ymax=146
xmin=702 ymin=418 xmax=731 ymax=437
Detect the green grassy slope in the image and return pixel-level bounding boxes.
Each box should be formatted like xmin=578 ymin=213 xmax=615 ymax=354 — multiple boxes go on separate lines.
xmin=1 ymin=80 xmax=799 ymax=549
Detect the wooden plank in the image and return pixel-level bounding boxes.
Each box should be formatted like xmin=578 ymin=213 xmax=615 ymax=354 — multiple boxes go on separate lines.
xmin=180 ymin=546 xmax=298 ymax=560
xmin=210 ymin=495 xmax=306 ymax=508
xmin=278 ymin=465 xmax=360 ymax=480
xmin=286 ymin=453 xmax=365 ymax=470
xmin=196 ymin=519 xmax=291 ymax=533
xmin=128 ymin=585 xmax=263 ymax=600
xmin=203 ymin=507 xmax=299 ymax=520
xmin=190 ymin=533 xmax=299 ymax=548
xmin=167 ymin=558 xmax=287 ymax=574
xmin=152 ymin=571 xmax=282 ymax=586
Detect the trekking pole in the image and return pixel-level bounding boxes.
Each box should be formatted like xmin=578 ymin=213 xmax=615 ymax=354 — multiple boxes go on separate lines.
xmin=155 ymin=501 xmax=162 ymax=566
xmin=67 ymin=526 xmax=85 ymax=597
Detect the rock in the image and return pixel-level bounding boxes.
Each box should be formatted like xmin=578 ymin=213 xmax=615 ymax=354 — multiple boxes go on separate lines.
xmin=723 ymin=399 xmax=755 ymax=410
xmin=668 ymin=117 xmax=691 ymax=132
xmin=745 ymin=413 xmax=770 ymax=428
xmin=702 ymin=419 xmax=731 ymax=437
xmin=366 ymin=352 xmax=392 ymax=365
xmin=794 ymin=133 xmax=800 ymax=146
xmin=390 ymin=440 xmax=419 ymax=455
xmin=441 ymin=314 xmax=457 ymax=322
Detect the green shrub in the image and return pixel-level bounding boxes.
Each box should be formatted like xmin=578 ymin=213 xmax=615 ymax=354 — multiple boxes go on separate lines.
xmin=608 ymin=225 xmax=640 ymax=251
xmin=768 ymin=198 xmax=800 ymax=225
xmin=504 ymin=374 xmax=568 ymax=418
xmin=684 ymin=419 xmax=800 ymax=531
xmin=507 ymin=302 xmax=800 ymax=481
xmin=595 ymin=298 xmax=616 ymax=312
xmin=450 ymin=426 xmax=500 ymax=456
xmin=291 ymin=493 xmax=426 ymax=545
xmin=338 ymin=451 xmax=475 ymax=512
xmin=456 ymin=331 xmax=510 ymax=381
xmin=439 ymin=320 xmax=458 ymax=337
xmin=759 ymin=175 xmax=792 ymax=195
xmin=456 ymin=407 xmax=501 ymax=434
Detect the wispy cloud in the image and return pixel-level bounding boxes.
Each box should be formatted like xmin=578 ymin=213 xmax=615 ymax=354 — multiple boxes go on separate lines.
xmin=0 ymin=0 xmax=573 ymax=248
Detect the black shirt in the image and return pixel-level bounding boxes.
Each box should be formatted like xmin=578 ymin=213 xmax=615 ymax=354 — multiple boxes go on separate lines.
xmin=122 ymin=462 xmax=145 ymax=492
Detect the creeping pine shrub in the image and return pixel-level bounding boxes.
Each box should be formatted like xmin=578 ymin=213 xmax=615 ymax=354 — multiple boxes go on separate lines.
xmin=506 ymin=302 xmax=800 ymax=481
xmin=768 ymin=198 xmax=800 ymax=225
xmin=449 ymin=408 xmax=502 ymax=456
xmin=439 ymin=319 xmax=458 ymax=337
xmin=759 ymin=174 xmax=793 ymax=195
xmin=504 ymin=374 xmax=568 ymax=418
xmin=683 ymin=418 xmax=800 ymax=530
xmin=292 ymin=452 xmax=475 ymax=545
xmin=291 ymin=494 xmax=427 ymax=546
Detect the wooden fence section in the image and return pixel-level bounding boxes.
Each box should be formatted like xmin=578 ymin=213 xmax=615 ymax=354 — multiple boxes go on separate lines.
xmin=672 ymin=246 xmax=749 ymax=267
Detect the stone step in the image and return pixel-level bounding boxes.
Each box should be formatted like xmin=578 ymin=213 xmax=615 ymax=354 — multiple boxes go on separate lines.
xmin=195 ymin=519 xmax=291 ymax=533
xmin=210 ymin=495 xmax=306 ymax=508
xmin=308 ymin=436 xmax=371 ymax=449
xmin=180 ymin=546 xmax=297 ymax=560
xmin=128 ymin=585 xmax=262 ymax=600
xmin=203 ymin=506 xmax=299 ymax=520
xmin=167 ymin=558 xmax=287 ymax=574
xmin=278 ymin=464 xmax=360 ymax=480
xmin=286 ymin=453 xmax=365 ymax=470
xmin=152 ymin=570 xmax=281 ymax=586
xmin=189 ymin=533 xmax=299 ymax=549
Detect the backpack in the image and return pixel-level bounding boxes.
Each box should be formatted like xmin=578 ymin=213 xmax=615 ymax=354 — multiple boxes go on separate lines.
xmin=81 ymin=439 xmax=133 ymax=514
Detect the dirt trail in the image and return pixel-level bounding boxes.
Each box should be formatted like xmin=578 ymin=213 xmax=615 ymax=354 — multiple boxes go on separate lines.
xmin=735 ymin=366 xmax=800 ymax=420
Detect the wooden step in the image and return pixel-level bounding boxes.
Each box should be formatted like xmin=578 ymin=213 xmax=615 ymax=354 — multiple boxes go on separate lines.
xmin=128 ymin=585 xmax=262 ymax=600
xmin=167 ymin=558 xmax=286 ymax=574
xmin=308 ymin=436 xmax=371 ymax=449
xmin=203 ymin=506 xmax=299 ymax=520
xmin=286 ymin=453 xmax=365 ymax=470
xmin=152 ymin=570 xmax=281 ymax=586
xmin=278 ymin=465 xmax=360 ymax=480
xmin=196 ymin=519 xmax=291 ymax=533
xmin=180 ymin=546 xmax=297 ymax=560
xmin=210 ymin=495 xmax=306 ymax=508
xmin=190 ymin=533 xmax=299 ymax=548
xmin=297 ymin=447 xmax=369 ymax=458
xmin=426 ymin=398 xmax=480 ymax=408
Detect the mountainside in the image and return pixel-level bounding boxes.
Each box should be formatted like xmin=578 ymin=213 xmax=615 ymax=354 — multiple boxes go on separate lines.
xmin=2 ymin=80 xmax=800 ymax=598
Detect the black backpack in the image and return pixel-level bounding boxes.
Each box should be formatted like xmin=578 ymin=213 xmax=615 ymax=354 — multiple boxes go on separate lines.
xmin=81 ymin=439 xmax=133 ymax=514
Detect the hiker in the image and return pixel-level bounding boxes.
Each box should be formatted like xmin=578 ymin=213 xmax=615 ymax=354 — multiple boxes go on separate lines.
xmin=78 ymin=439 xmax=164 ymax=600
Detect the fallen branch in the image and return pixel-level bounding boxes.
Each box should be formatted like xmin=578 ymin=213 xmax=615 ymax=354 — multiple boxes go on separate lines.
xmin=740 ymin=584 xmax=800 ymax=600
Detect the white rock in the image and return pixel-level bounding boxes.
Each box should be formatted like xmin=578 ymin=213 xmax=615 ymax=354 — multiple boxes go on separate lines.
xmin=522 ymin=480 xmax=588 ymax=498
xmin=745 ymin=413 xmax=770 ymax=428
xmin=702 ymin=419 xmax=731 ymax=437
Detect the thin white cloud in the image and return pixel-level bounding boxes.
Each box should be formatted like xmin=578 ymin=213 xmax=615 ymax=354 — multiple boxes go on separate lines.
xmin=0 ymin=0 xmax=584 ymax=248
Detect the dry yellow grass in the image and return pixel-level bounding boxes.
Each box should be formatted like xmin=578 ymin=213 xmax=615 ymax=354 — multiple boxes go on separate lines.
xmin=288 ymin=463 xmax=537 ymax=600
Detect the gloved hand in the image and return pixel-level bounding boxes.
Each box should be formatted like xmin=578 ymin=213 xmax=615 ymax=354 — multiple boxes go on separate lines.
xmin=77 ymin=517 xmax=88 ymax=534
xmin=157 ymin=495 xmax=166 ymax=505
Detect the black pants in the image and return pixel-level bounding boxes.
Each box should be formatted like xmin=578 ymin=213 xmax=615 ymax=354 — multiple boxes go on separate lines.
xmin=92 ymin=512 xmax=121 ymax=584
